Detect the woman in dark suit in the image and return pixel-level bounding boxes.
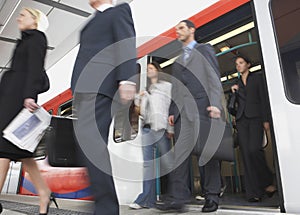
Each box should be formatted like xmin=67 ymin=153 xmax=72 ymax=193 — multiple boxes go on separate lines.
xmin=231 ymin=56 xmax=276 ymax=202
xmin=0 ymin=8 xmax=56 ymax=214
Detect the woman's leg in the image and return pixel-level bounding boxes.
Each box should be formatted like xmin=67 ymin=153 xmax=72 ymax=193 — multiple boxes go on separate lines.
xmin=21 ymin=158 xmax=51 ymax=214
xmin=134 ymin=127 xmax=156 ymax=207
xmin=157 ymin=130 xmax=173 ymax=175
xmin=0 ymin=158 xmax=11 ymax=191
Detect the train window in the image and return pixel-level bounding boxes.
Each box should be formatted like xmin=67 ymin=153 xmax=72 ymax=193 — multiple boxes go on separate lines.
xmin=271 ymin=0 xmax=300 ymax=103
xmin=48 ymin=109 xmax=53 ymax=115
xmin=58 ymin=100 xmax=74 ymax=117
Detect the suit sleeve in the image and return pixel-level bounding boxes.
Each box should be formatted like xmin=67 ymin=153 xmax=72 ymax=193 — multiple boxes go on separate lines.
xmin=258 ymin=73 xmax=271 ymax=122
xmin=169 ymin=63 xmax=180 ymax=116
xmin=23 ymin=33 xmax=47 ymax=100
xmin=201 ymin=44 xmax=223 ymax=110
xmin=112 ymin=3 xmax=137 ymax=83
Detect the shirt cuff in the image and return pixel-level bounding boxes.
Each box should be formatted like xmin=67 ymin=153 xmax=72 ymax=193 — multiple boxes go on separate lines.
xmin=119 ymin=81 xmax=136 ymax=86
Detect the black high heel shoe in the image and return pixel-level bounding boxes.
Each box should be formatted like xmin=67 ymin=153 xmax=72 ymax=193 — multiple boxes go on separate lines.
xmin=0 ymin=202 xmax=3 ymax=214
xmin=39 ymin=193 xmax=59 ymax=215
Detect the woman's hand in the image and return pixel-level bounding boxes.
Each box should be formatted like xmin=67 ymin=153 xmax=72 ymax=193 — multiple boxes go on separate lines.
xmin=168 ymin=115 xmax=174 ymax=126
xmin=24 ymin=98 xmax=39 ymax=112
xmin=139 ymin=91 xmax=146 ymax=96
xmin=231 ymin=84 xmax=239 ymax=93
xmin=167 ymin=132 xmax=174 ymax=139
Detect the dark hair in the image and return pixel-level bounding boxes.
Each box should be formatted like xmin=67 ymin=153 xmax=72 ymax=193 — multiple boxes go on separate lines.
xmin=235 ymin=55 xmax=252 ymax=66
xmin=146 ymin=61 xmax=163 ymax=92
xmin=179 ymin=20 xmax=196 ymax=29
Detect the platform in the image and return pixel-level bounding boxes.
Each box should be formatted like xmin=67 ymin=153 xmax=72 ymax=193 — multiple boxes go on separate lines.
xmin=0 ymin=194 xmax=287 ymax=215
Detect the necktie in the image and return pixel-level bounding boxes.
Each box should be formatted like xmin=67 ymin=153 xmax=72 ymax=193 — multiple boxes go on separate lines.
xmin=183 ymin=47 xmax=191 ymax=63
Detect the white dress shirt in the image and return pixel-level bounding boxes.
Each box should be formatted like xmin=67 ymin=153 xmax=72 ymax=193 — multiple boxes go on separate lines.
xmin=96 ymin=3 xmax=114 ymax=12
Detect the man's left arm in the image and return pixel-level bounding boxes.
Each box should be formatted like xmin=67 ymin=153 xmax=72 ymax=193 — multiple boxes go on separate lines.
xmin=201 ymin=44 xmax=223 ymax=118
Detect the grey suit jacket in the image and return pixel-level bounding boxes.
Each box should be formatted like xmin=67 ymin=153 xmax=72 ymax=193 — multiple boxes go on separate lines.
xmin=169 ymin=43 xmax=223 ymax=122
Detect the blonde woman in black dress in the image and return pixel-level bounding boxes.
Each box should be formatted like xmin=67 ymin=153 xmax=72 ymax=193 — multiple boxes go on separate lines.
xmin=0 ymin=8 xmax=56 ymax=214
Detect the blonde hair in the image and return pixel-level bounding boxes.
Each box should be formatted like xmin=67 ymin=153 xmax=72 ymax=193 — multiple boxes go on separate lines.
xmin=23 ymin=7 xmax=49 ymax=32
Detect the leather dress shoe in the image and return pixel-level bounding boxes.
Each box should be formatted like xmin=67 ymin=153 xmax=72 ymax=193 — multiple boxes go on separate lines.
xmin=202 ymin=199 xmax=218 ymax=213
xmin=266 ymin=190 xmax=277 ymax=198
xmin=248 ymin=197 xmax=261 ymax=202
xmin=155 ymin=201 xmax=185 ymax=212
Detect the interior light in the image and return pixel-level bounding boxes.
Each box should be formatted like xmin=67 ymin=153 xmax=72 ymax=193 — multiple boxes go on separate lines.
xmin=160 ymin=56 xmax=179 ymax=68
xmin=208 ymin=22 xmax=255 ymax=46
xmin=160 ymin=22 xmax=255 ymax=69
xmin=249 ymin=65 xmax=262 ymax=72
xmin=220 ymin=46 xmax=230 ymax=52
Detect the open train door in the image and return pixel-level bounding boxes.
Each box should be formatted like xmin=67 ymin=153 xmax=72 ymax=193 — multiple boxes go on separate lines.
xmin=253 ymin=0 xmax=300 ymax=213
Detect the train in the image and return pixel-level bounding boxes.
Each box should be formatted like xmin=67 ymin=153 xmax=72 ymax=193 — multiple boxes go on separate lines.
xmin=0 ymin=0 xmax=299 ymax=213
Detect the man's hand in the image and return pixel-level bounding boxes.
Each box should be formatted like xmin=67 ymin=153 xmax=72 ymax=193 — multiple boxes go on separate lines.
xmin=263 ymin=122 xmax=270 ymax=131
xmin=168 ymin=115 xmax=174 ymax=126
xmin=119 ymin=84 xmax=136 ymax=104
xmin=24 ymin=98 xmax=39 ymax=112
xmin=167 ymin=132 xmax=174 ymax=139
xmin=207 ymin=106 xmax=221 ymax=119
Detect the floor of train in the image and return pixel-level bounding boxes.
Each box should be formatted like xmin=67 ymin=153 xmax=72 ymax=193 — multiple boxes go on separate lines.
xmin=0 ymin=192 xmax=282 ymax=214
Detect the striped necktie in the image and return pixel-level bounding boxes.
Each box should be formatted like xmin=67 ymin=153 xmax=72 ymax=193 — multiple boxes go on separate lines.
xmin=183 ymin=47 xmax=191 ymax=63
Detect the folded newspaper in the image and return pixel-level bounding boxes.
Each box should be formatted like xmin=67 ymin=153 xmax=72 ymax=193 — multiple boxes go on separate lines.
xmin=3 ymin=107 xmax=51 ymax=153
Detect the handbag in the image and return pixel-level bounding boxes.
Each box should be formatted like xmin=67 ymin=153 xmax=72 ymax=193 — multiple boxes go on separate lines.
xmin=45 ymin=116 xmax=85 ymax=167
xmin=193 ymin=118 xmax=234 ymax=162
xmin=33 ymin=127 xmax=50 ymax=159
xmin=39 ymin=70 xmax=50 ymax=94
xmin=227 ymin=91 xmax=238 ymax=116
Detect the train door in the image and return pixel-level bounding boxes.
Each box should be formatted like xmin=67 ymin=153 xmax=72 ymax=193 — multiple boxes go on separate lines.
xmin=145 ymin=1 xmax=282 ymax=212
xmin=1 ymin=162 xmax=21 ymax=194
xmin=108 ymin=57 xmax=147 ymax=204
xmin=253 ymin=0 xmax=300 ymax=213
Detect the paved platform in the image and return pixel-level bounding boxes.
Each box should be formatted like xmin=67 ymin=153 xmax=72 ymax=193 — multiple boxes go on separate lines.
xmin=0 ymin=194 xmax=290 ymax=215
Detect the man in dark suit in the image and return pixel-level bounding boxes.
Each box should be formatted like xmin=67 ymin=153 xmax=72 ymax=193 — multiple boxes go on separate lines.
xmin=157 ymin=20 xmax=223 ymax=213
xmin=70 ymin=0 xmax=136 ymax=214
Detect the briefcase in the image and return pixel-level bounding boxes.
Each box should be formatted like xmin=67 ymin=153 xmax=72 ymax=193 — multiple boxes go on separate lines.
xmin=193 ymin=118 xmax=235 ymax=162
xmin=45 ymin=116 xmax=85 ymax=167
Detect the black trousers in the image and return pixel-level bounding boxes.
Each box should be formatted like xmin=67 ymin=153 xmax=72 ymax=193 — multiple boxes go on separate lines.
xmin=236 ymin=115 xmax=273 ymax=199
xmin=74 ymin=93 xmax=119 ymax=215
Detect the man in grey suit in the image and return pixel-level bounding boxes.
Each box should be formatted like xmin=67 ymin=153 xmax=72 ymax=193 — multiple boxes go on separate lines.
xmin=157 ymin=20 xmax=223 ymax=213
xmin=71 ymin=0 xmax=136 ymax=214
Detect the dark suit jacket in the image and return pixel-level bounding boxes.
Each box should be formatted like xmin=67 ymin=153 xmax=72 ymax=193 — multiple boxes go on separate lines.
xmin=235 ymin=72 xmax=270 ymax=122
xmin=71 ymin=3 xmax=136 ymax=98
xmin=169 ymin=43 xmax=223 ymax=122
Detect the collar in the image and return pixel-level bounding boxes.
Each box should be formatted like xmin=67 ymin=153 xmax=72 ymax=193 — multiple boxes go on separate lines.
xmin=97 ymin=3 xmax=114 ymax=12
xmin=183 ymin=40 xmax=197 ymax=50
xmin=21 ymin=29 xmax=41 ymax=39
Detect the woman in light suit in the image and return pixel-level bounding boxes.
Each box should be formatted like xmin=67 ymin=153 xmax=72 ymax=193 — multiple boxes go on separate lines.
xmin=0 ymin=8 xmax=56 ymax=214
xmin=129 ymin=62 xmax=174 ymax=209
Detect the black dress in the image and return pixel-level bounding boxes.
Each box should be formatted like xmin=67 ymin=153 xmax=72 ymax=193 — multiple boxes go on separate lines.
xmin=0 ymin=29 xmax=47 ymax=160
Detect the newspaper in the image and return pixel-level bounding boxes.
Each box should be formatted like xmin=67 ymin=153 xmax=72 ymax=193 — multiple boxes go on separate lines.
xmin=3 ymin=107 xmax=51 ymax=153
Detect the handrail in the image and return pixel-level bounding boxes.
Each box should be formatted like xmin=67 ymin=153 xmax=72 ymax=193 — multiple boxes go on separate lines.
xmin=216 ymin=41 xmax=257 ymax=57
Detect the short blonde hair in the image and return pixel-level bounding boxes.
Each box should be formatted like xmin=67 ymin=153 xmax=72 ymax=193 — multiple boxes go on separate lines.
xmin=23 ymin=7 xmax=49 ymax=32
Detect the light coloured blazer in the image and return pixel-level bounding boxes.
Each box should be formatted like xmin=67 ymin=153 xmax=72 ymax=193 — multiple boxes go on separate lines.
xmin=136 ymin=81 xmax=173 ymax=132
